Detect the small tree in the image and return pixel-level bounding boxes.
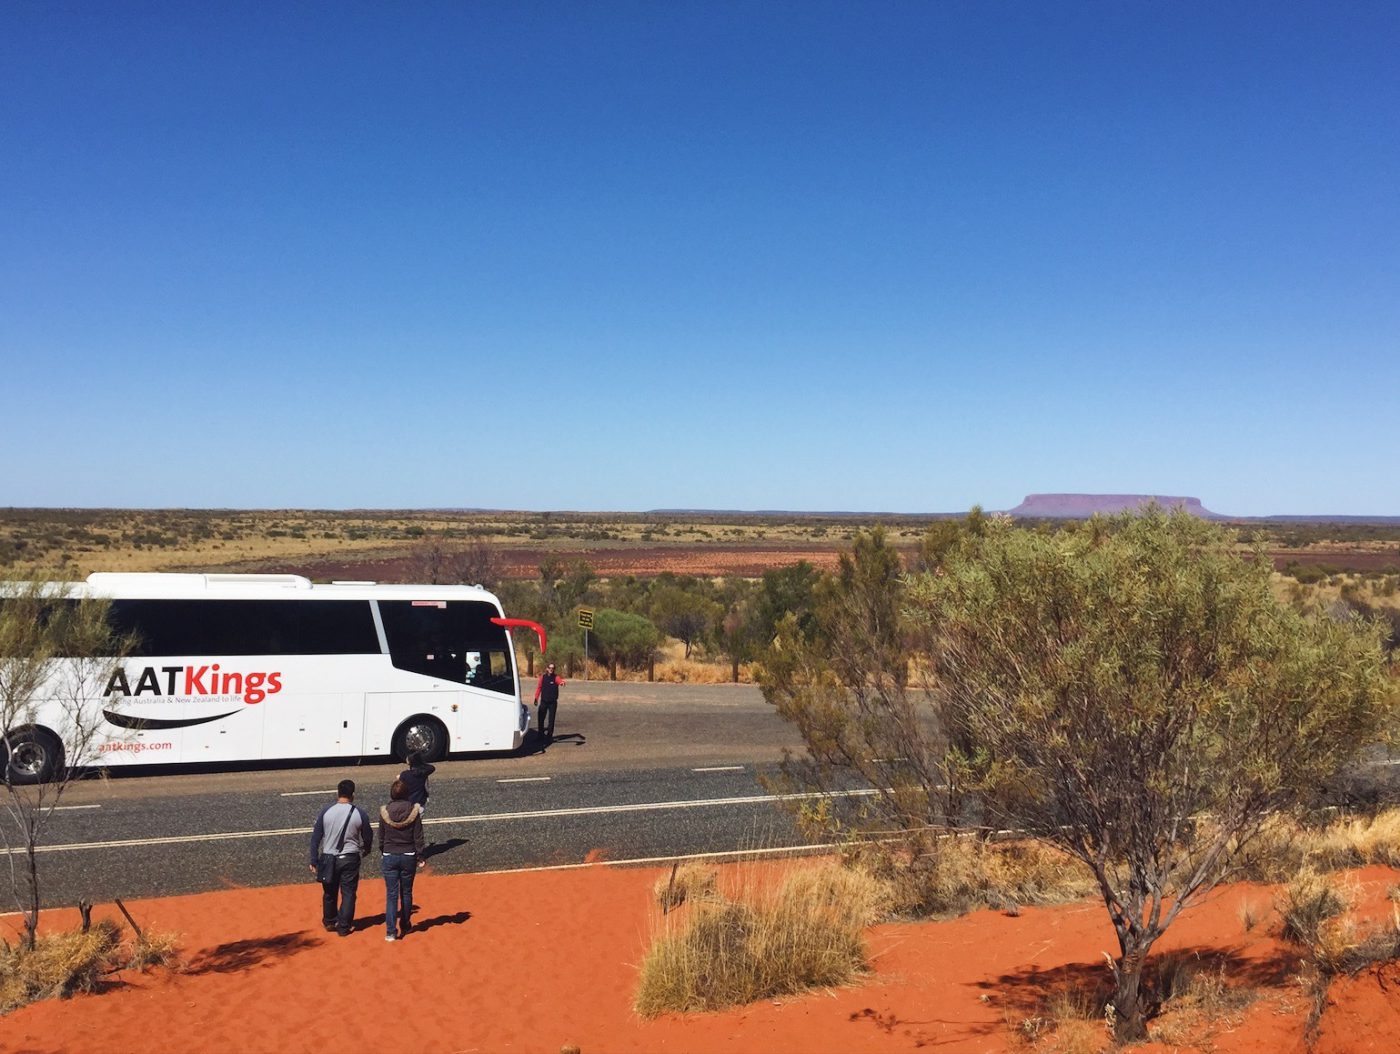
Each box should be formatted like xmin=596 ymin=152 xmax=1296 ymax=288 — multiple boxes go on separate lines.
xmin=412 ymin=536 xmax=502 ymax=589
xmin=713 ymin=579 xmax=762 ymax=683
xmin=590 ymin=609 xmax=663 ymax=680
xmin=909 ymin=509 xmax=1392 ymax=1042
xmin=1 ymin=577 xmax=129 ymax=950
xmin=754 ymin=562 xmax=821 ymax=644
xmin=538 ymin=557 xmax=597 ymax=620
xmin=761 ymin=528 xmax=952 ymax=844
xmin=649 ymin=585 xmax=721 ymax=659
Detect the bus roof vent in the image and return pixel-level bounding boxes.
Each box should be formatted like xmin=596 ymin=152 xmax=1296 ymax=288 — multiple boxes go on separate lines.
xmin=203 ymin=573 xmax=313 ymax=589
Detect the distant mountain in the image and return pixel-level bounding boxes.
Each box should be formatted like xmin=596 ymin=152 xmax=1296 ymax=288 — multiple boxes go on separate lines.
xmin=1006 ymin=494 xmax=1225 ymax=519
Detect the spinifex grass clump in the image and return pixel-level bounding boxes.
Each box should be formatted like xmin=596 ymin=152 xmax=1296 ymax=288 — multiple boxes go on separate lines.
xmin=634 ymin=863 xmax=887 ymax=1016
xmin=0 ymin=921 xmax=121 ymax=1013
xmin=0 ymin=921 xmax=181 ymax=1014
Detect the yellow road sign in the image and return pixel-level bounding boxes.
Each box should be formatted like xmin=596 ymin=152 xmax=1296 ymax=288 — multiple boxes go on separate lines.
xmin=578 ymin=608 xmax=594 ymax=629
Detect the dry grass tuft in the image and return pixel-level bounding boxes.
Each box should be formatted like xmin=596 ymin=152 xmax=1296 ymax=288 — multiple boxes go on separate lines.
xmin=654 ymin=862 xmax=720 ymax=912
xmin=634 ymin=863 xmax=885 ymax=1016
xmin=851 ymin=836 xmax=1095 ymax=919
xmin=1236 ymin=808 xmax=1400 ymax=883
xmin=0 ymin=923 xmax=182 ymax=1014
xmin=1238 ymin=898 xmax=1262 ymax=933
xmin=0 ymin=922 xmax=121 ymax=1013
xmin=1309 ymin=809 xmax=1400 ymax=870
xmin=125 ymin=930 xmax=182 ymax=972
xmin=1278 ymin=868 xmax=1351 ymax=949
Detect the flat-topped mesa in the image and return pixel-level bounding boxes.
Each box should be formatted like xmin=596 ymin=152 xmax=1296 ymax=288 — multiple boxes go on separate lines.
xmin=1007 ymin=494 xmax=1223 ymax=519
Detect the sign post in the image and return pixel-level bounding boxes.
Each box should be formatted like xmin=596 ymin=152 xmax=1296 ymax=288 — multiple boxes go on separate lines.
xmin=578 ymin=608 xmax=594 ymax=680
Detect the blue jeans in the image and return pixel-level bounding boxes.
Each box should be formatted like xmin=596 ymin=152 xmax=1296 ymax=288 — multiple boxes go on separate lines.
xmin=321 ymin=853 xmax=361 ymax=935
xmin=382 ymin=854 xmax=417 ymax=936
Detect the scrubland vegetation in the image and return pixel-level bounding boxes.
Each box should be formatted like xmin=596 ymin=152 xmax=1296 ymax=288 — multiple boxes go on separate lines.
xmin=3 ymin=507 xmax=1397 ymax=687
xmin=6 ymin=505 xmax=1400 ymax=1035
xmin=746 ymin=508 xmax=1398 ymax=1043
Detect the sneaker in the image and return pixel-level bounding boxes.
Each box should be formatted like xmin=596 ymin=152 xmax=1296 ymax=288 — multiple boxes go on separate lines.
xmin=385 ymin=934 xmax=396 ymax=942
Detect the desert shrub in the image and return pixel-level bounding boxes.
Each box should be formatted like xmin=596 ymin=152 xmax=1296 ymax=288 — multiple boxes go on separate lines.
xmin=634 ymin=864 xmax=881 ymax=1015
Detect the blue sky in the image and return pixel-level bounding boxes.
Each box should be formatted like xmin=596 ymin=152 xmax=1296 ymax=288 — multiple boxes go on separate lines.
xmin=3 ymin=2 xmax=1397 ymax=515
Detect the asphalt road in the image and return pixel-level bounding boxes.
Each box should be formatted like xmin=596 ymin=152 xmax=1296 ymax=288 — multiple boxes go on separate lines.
xmin=4 ymin=683 xmax=829 ymax=908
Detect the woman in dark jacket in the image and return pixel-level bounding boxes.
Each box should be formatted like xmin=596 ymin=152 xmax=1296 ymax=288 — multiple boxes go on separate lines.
xmin=379 ymin=778 xmax=426 ymax=941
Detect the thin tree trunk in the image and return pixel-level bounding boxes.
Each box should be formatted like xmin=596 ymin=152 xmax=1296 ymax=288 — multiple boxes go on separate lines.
xmin=1113 ymin=945 xmax=1151 ymax=1043
xmin=24 ymin=845 xmax=40 ymax=950
xmin=731 ymin=658 xmax=740 ymax=683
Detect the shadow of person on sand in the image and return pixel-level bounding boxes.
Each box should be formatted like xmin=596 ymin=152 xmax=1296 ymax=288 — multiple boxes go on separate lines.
xmin=186 ymin=931 xmax=321 ymax=974
xmin=422 ymin=837 xmax=468 ymax=862
xmin=545 ymin=732 xmax=586 ymax=748
xmin=411 ymin=909 xmax=472 ymax=932
xmin=352 ymin=911 xmax=471 ymax=934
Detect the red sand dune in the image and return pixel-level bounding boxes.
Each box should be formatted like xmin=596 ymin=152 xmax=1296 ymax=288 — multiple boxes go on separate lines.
xmin=4 ymin=862 xmax=1397 ymax=1054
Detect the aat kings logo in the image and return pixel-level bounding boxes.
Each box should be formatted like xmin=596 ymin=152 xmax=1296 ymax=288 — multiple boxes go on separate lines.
xmin=104 ymin=664 xmax=284 ymax=706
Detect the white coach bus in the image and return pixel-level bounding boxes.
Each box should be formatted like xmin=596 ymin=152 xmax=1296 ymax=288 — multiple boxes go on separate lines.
xmin=2 ymin=573 xmax=540 ymax=783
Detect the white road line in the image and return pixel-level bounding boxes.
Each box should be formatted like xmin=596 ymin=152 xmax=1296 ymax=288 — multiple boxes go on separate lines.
xmin=692 ymin=766 xmax=744 ymax=772
xmin=4 ymin=789 xmax=879 ymax=856
xmin=53 ymin=805 xmax=102 ymax=811
xmin=279 ymin=790 xmax=335 ymax=797
xmin=497 ymin=776 xmax=551 ymax=783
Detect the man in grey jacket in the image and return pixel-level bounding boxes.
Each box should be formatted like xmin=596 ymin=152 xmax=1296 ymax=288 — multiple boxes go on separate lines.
xmin=308 ymin=779 xmax=373 ymax=937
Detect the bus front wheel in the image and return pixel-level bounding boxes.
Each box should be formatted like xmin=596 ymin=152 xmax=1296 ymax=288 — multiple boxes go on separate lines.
xmin=3 ymin=728 xmax=63 ymax=785
xmin=392 ymin=718 xmax=448 ymax=764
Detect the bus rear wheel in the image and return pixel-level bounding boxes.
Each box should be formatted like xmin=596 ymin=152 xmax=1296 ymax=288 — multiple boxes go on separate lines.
xmin=3 ymin=728 xmax=63 ymax=785
xmin=392 ymin=717 xmax=448 ymax=764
